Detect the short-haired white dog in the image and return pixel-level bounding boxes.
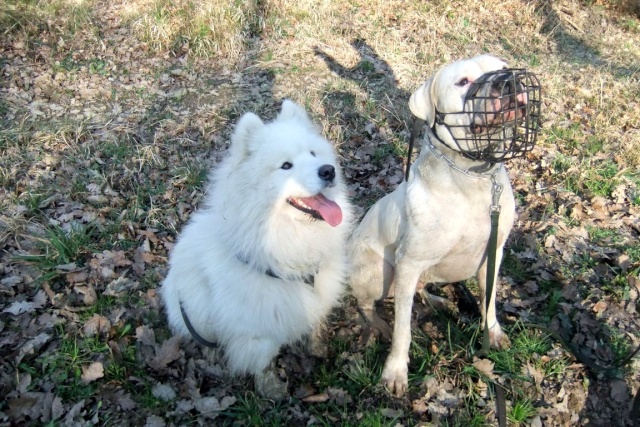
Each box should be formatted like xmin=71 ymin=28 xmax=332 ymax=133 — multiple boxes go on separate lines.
xmin=349 ymin=55 xmax=540 ymax=396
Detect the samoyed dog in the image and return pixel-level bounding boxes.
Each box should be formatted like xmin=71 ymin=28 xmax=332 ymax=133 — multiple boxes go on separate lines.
xmin=161 ymin=100 xmax=352 ymax=399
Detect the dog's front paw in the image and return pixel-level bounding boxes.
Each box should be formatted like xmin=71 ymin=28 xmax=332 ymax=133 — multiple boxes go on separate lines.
xmin=488 ymin=324 xmax=511 ymax=349
xmin=254 ymin=368 xmax=288 ymax=401
xmin=381 ymin=357 xmax=408 ymax=397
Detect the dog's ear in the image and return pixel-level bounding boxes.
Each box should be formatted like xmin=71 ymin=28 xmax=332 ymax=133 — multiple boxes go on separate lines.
xmin=230 ymin=112 xmax=264 ymax=157
xmin=277 ymin=99 xmax=313 ymax=125
xmin=472 ymin=54 xmax=508 ymax=71
xmin=409 ymin=78 xmax=436 ymax=126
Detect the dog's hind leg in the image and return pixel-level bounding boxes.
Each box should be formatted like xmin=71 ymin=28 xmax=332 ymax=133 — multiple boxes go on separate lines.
xmin=254 ymin=361 xmax=288 ymax=401
xmin=419 ymin=288 xmax=458 ymax=314
xmin=226 ymin=338 xmax=288 ymax=400
xmin=350 ymin=246 xmax=394 ymax=342
xmin=477 ymin=246 xmax=511 ymax=349
xmin=308 ymin=322 xmax=328 ymax=358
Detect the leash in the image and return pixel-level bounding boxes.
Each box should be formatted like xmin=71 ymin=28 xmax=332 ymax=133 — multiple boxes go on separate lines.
xmin=482 ymin=175 xmax=507 ymax=427
xmin=405 ymin=118 xmax=425 ymax=181
xmin=480 ymin=175 xmax=503 ymax=356
xmin=179 ymin=299 xmax=219 ymax=348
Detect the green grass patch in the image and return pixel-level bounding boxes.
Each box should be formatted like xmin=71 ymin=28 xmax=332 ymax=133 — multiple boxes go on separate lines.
xmin=342 ymin=341 xmax=384 ymax=393
xmin=171 ymin=162 xmax=209 ymax=191
xmin=33 ymin=326 xmax=105 ymax=401
xmin=220 ymin=394 xmax=288 ymax=426
xmin=501 ymin=251 xmax=533 ymax=282
xmin=547 ymin=123 xmax=627 ymax=199
xmin=100 ymin=140 xmax=134 ymax=161
xmin=601 ymin=274 xmax=631 ymax=302
xmin=553 ymin=151 xmax=622 ymax=198
xmin=582 ymin=159 xmax=619 ymax=197
xmin=607 ymin=325 xmax=633 ymax=364
xmin=14 ymin=222 xmax=97 ymax=284
xmin=545 ymin=123 xmax=582 ymax=151
xmin=507 ymin=398 xmax=537 ymax=426
xmin=17 ymin=189 xmax=54 ymax=217
xmin=23 ymin=322 xmax=141 ymax=403
xmin=588 ymin=226 xmax=623 ymax=243
xmin=625 ymin=241 xmax=640 ymax=263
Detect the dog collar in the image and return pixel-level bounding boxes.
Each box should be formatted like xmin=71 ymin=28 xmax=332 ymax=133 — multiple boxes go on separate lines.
xmin=426 ymin=130 xmax=502 ymax=179
xmin=236 ymin=254 xmax=315 ymax=287
xmin=432 ymin=111 xmax=503 ymax=174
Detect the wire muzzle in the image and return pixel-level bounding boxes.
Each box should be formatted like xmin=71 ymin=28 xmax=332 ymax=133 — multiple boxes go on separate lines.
xmin=434 ymin=68 xmax=541 ymax=162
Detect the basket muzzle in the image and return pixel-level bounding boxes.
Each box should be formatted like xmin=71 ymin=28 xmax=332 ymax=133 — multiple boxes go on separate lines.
xmin=434 ymin=68 xmax=541 ymax=162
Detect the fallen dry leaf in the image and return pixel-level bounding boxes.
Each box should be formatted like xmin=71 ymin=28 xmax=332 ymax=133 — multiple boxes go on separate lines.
xmin=151 ymin=383 xmax=176 ymax=402
xmin=380 ymin=407 xmax=403 ymax=418
xmin=136 ymin=325 xmax=157 ymax=347
xmin=472 ymin=357 xmax=497 ymax=380
xmin=116 ymin=392 xmax=137 ymax=411
xmin=83 ymin=314 xmax=111 ymax=337
xmin=81 ymin=361 xmax=105 ymax=384
xmin=592 ymin=300 xmax=607 ymax=315
xmin=74 ymin=285 xmax=98 ymax=306
xmin=194 ymin=395 xmax=235 ymax=418
xmin=522 ymin=361 xmax=544 ymax=386
xmin=144 ymin=415 xmax=166 ymax=427
xmin=302 ymin=392 xmax=330 ymax=403
xmin=3 ymin=290 xmax=47 ymax=315
xmin=16 ymin=332 xmax=52 ymax=364
xmin=148 ymin=336 xmax=182 ymax=370
xmin=7 ymin=397 xmax=41 ymax=420
xmin=66 ymin=270 xmax=89 ymax=283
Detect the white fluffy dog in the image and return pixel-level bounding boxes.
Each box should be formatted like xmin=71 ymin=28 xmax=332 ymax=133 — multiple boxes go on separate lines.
xmin=161 ymin=100 xmax=352 ymax=399
xmin=349 ymin=55 xmax=533 ymax=396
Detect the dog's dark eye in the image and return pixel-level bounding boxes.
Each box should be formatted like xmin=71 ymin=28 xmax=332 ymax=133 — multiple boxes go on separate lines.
xmin=310 ymin=151 xmax=316 ymax=157
xmin=457 ymin=78 xmax=470 ymax=86
xmin=281 ymin=161 xmax=293 ymax=170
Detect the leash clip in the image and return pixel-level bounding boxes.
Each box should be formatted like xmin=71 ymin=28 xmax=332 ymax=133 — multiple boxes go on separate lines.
xmin=490 ymin=174 xmax=503 ymax=213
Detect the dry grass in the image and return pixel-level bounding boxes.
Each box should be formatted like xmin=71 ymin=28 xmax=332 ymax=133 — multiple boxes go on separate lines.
xmin=1 ymin=0 xmax=97 ymax=39
xmin=123 ymin=0 xmax=263 ymax=59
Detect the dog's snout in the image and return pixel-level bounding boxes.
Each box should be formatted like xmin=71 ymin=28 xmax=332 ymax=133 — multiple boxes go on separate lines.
xmin=318 ymin=164 xmax=335 ymax=182
xmin=503 ymin=81 xmax=515 ymax=96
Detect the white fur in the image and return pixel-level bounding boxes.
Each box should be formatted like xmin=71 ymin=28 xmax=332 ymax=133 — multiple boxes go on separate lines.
xmin=349 ymin=55 xmax=516 ymax=397
xmin=161 ymin=100 xmax=353 ymax=398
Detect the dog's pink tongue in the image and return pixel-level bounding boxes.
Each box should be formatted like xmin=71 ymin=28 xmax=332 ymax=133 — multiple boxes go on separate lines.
xmin=300 ymin=194 xmax=343 ymax=227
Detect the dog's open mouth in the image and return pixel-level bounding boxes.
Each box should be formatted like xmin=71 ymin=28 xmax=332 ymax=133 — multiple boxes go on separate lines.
xmin=287 ymin=193 xmax=343 ymax=227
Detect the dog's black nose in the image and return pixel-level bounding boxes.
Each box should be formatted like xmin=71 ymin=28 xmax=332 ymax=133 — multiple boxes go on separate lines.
xmin=318 ymin=164 xmax=335 ymax=182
